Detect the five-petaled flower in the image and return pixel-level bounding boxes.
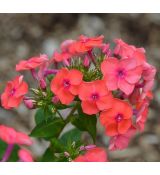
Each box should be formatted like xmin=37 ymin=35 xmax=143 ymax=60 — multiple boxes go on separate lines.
xmin=1 ymin=76 xmax=28 ymax=109
xmin=74 ymin=147 xmax=108 ymax=162
xmin=78 ymin=80 xmax=113 ymax=115
xmin=100 ymin=99 xmax=133 ymax=136
xmin=50 ymin=68 xmax=83 ymax=105
xmin=101 ymin=57 xmax=142 ymax=95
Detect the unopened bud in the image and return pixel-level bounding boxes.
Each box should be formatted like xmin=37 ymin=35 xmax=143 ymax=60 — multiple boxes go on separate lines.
xmin=83 ymin=56 xmax=90 ymax=67
xmin=85 ymin=144 xmax=96 ymax=150
xmin=23 ymin=99 xmax=35 ymax=109
xmin=64 ymin=152 xmax=70 ymax=158
xmin=80 ymin=145 xmax=96 ymax=151
xmin=79 ymin=146 xmax=85 ymax=151
xmin=52 ymin=96 xmax=59 ymax=104
xmin=63 ymin=59 xmax=70 ymax=67
xmin=39 ymin=78 xmax=47 ymax=90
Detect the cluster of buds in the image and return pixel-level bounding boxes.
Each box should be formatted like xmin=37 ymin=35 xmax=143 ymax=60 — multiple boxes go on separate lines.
xmin=0 ymin=35 xmax=156 ymax=162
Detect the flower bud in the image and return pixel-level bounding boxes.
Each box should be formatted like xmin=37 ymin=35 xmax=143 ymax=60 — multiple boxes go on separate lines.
xmin=85 ymin=144 xmax=96 ymax=150
xmin=79 ymin=145 xmax=96 ymax=151
xmin=39 ymin=78 xmax=47 ymax=90
xmin=83 ymin=56 xmax=90 ymax=67
xmin=79 ymin=146 xmax=85 ymax=151
xmin=23 ymin=99 xmax=35 ymax=109
xmin=63 ymin=59 xmax=70 ymax=67
xmin=52 ymin=96 xmax=59 ymax=104
xmin=64 ymin=152 xmax=70 ymax=158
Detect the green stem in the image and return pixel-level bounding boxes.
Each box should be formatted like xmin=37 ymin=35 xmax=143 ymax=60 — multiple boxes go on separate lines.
xmin=65 ymin=102 xmax=79 ymax=124
xmin=56 ymin=102 xmax=79 ymax=138
xmin=56 ymin=110 xmax=65 ymax=121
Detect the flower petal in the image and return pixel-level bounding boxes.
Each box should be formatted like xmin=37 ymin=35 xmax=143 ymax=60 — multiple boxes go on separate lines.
xmin=57 ymin=88 xmax=74 ymax=105
xmin=125 ymin=66 xmax=142 ymax=84
xmin=120 ymin=58 xmax=137 ymax=70
xmin=96 ymin=94 xmax=113 ymax=111
xmin=78 ymin=82 xmax=94 ymax=100
xmin=81 ymin=101 xmax=99 ymax=115
xmin=118 ymin=120 xmax=131 ymax=134
xmin=104 ymin=75 xmax=118 ymax=91
xmin=68 ymin=69 xmax=83 ymax=85
xmin=50 ymin=68 xmax=68 ymax=94
xmin=105 ymin=123 xmax=118 ymax=136
xmin=101 ymin=58 xmax=119 ymax=76
xmin=118 ymin=79 xmax=134 ymax=95
xmin=100 ymin=110 xmax=115 ymax=126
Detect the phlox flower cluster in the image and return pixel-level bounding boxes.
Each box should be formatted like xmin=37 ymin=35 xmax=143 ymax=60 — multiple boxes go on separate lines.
xmin=0 ymin=35 xmax=156 ymax=162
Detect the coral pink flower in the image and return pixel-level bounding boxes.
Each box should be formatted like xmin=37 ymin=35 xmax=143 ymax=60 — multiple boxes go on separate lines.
xmin=0 ymin=125 xmax=32 ymax=146
xmin=101 ymin=57 xmax=142 ymax=95
xmin=1 ymin=76 xmax=28 ymax=109
xmin=16 ymin=54 xmax=48 ymax=71
xmin=74 ymin=147 xmax=108 ymax=162
xmin=114 ymin=39 xmax=146 ymax=66
xmin=100 ymin=99 xmax=133 ymax=136
xmin=109 ymin=126 xmax=136 ymax=151
xmin=50 ymin=68 xmax=83 ymax=105
xmin=69 ymin=35 xmax=104 ymax=54
xmin=18 ymin=149 xmax=33 ymax=162
xmin=78 ymin=80 xmax=113 ymax=115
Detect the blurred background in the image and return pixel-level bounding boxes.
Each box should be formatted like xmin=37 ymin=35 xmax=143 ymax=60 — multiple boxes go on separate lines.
xmin=0 ymin=14 xmax=160 ymax=161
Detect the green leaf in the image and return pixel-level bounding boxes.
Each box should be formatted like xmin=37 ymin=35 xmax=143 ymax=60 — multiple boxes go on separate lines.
xmin=35 ymin=107 xmax=56 ymax=125
xmin=35 ymin=108 xmax=46 ymax=125
xmin=60 ymin=128 xmax=82 ymax=146
xmin=71 ymin=107 xmax=97 ymax=142
xmin=41 ymin=147 xmax=67 ymax=162
xmin=50 ymin=138 xmax=65 ymax=152
xmin=30 ymin=118 xmax=65 ymax=138
xmin=41 ymin=129 xmax=83 ymax=162
xmin=41 ymin=147 xmax=55 ymax=162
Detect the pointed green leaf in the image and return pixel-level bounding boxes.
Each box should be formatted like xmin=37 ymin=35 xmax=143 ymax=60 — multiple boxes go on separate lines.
xmin=71 ymin=107 xmax=97 ymax=143
xmin=30 ymin=118 xmax=65 ymax=138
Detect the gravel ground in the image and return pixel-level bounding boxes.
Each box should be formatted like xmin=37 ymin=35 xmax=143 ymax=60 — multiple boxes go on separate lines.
xmin=0 ymin=14 xmax=160 ymax=161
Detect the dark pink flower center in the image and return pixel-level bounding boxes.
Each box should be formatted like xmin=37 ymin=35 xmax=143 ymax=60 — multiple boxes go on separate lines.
xmin=63 ymin=79 xmax=70 ymax=89
xmin=10 ymin=88 xmax=16 ymax=96
xmin=91 ymin=93 xmax=99 ymax=101
xmin=115 ymin=113 xmax=124 ymax=122
xmin=116 ymin=69 xmax=126 ymax=79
